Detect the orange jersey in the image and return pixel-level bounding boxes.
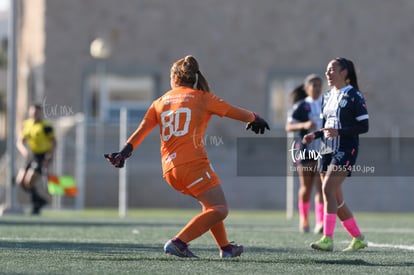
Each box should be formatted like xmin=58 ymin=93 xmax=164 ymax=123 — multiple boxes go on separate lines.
xmin=127 ymin=86 xmax=255 ymax=174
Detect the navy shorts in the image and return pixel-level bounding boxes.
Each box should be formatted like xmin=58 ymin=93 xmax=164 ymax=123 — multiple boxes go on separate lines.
xmin=318 ymin=148 xmax=358 ymax=176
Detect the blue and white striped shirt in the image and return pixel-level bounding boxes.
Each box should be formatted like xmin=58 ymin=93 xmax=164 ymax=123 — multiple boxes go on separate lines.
xmin=320 ymin=85 xmax=369 ymax=154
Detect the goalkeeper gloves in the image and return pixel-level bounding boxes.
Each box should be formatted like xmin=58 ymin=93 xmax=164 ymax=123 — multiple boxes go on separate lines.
xmin=246 ymin=113 xmax=270 ymax=134
xmin=104 ymin=143 xmax=133 ymax=168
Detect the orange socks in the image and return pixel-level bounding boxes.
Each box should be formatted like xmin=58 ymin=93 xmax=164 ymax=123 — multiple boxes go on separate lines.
xmin=209 ymin=221 xmax=229 ymax=248
xmin=176 ymin=205 xmax=228 ymax=246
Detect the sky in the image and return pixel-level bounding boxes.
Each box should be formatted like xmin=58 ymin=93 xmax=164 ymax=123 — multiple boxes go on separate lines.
xmin=0 ymin=0 xmax=7 ymax=38
xmin=0 ymin=0 xmax=8 ymax=12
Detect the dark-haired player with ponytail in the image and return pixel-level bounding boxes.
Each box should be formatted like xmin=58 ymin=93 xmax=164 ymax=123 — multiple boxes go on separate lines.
xmin=105 ymin=55 xmax=269 ymax=258
xmin=285 ymin=75 xmax=324 ymax=234
xmin=303 ymin=58 xmax=369 ymax=252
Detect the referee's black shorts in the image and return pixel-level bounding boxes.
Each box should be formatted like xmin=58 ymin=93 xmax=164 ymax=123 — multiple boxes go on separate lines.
xmin=25 ymin=153 xmax=47 ymax=174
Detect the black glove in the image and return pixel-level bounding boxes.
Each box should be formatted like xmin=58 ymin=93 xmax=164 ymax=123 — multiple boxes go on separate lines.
xmin=104 ymin=143 xmax=133 ymax=168
xmin=246 ymin=113 xmax=270 ymax=134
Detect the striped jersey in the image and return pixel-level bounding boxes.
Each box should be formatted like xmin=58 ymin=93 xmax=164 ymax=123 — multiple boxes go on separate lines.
xmin=320 ymin=85 xmax=369 ymax=153
xmin=287 ymin=96 xmax=322 ymax=152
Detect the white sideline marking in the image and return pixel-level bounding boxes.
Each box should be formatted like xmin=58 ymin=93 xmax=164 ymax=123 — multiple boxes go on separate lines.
xmin=339 ymin=240 xmax=414 ymax=251
xmin=365 ymin=227 xmax=414 ymax=233
xmin=0 ymin=237 xmax=132 ymax=243
xmin=367 ymin=242 xmax=414 ymax=251
xmin=1 ymin=237 xmax=414 ymax=251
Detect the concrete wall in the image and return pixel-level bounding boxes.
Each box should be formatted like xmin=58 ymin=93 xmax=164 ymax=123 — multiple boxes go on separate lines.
xmin=15 ymin=0 xmax=414 ymax=211
xmin=38 ymin=0 xmax=414 ymax=136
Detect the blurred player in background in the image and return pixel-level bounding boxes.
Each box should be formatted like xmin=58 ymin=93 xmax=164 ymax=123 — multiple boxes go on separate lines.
xmin=16 ymin=104 xmax=56 ymax=215
xmin=105 ymin=55 xmax=269 ymax=258
xmin=285 ymin=74 xmax=324 ymax=234
xmin=303 ymin=58 xmax=369 ymax=252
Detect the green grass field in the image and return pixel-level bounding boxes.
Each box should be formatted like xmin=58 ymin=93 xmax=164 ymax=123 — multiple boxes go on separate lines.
xmin=0 ymin=209 xmax=413 ymax=274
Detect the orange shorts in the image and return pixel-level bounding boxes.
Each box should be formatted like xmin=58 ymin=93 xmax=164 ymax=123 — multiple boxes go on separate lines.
xmin=164 ymin=159 xmax=221 ymax=197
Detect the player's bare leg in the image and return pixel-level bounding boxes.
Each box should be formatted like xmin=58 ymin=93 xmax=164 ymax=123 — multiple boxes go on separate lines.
xmin=16 ymin=168 xmax=29 ymax=190
xmin=19 ymin=169 xmax=48 ymax=215
xmin=336 ymin=182 xmax=367 ymax=251
xmin=311 ymin=167 xmax=347 ymax=251
xmin=313 ymin=170 xmax=324 ymax=234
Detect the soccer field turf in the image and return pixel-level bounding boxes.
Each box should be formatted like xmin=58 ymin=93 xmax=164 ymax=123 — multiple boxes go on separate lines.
xmin=0 ymin=209 xmax=413 ymax=274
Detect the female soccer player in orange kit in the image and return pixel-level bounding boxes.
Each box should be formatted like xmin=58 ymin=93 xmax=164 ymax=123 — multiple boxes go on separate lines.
xmin=105 ymin=55 xmax=269 ymax=258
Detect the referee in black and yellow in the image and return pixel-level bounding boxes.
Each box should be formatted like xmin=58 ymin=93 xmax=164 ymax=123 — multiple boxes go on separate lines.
xmin=16 ymin=104 xmax=56 ymax=215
